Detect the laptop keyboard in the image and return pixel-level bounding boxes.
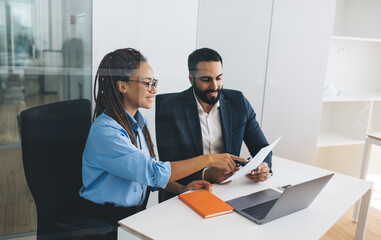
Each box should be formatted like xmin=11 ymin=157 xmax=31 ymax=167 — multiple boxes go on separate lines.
xmin=242 ymin=199 xmax=278 ymax=220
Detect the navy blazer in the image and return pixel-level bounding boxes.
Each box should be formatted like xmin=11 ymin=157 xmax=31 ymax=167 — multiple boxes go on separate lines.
xmin=156 ymin=87 xmax=272 ymax=201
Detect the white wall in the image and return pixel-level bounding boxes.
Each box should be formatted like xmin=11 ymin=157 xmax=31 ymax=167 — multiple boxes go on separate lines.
xmin=93 ymin=0 xmax=142 ymax=73
xmin=93 ymin=0 xmax=198 ymax=139
xmin=333 ymin=0 xmax=381 ymax=39
xmin=196 ymin=0 xmax=273 ymax=125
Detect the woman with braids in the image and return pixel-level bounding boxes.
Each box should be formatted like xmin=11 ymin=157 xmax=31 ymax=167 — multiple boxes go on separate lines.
xmin=79 ymin=48 xmax=245 ymax=236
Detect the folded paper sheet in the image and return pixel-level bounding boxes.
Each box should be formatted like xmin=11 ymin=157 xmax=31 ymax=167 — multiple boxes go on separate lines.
xmin=221 ymin=137 xmax=282 ymax=183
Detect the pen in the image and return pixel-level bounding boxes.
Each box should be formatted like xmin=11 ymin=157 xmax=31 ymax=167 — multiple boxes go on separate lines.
xmin=197 ymin=184 xmax=213 ymax=192
xmin=234 ymin=157 xmax=251 ymax=167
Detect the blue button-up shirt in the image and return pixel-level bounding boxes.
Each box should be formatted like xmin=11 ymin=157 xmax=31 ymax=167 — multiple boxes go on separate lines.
xmin=79 ymin=110 xmax=171 ymax=207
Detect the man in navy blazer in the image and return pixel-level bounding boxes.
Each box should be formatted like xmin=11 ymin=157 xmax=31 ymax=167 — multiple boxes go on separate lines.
xmin=156 ymin=48 xmax=272 ymax=201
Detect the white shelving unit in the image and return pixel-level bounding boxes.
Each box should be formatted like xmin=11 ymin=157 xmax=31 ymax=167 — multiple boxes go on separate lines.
xmin=316 ymin=0 xmax=381 ymax=177
xmin=318 ymin=132 xmax=365 ymax=148
xmin=332 ymin=35 xmax=381 ymax=43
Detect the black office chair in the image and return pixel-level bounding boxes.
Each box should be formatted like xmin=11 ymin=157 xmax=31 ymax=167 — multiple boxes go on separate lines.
xmin=155 ymin=93 xmax=178 ymax=203
xmin=19 ymin=99 xmax=113 ymax=240
xmin=155 ymin=93 xmax=177 ymax=117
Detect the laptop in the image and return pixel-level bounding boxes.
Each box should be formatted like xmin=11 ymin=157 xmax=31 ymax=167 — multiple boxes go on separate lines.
xmin=226 ymin=173 xmax=334 ymax=224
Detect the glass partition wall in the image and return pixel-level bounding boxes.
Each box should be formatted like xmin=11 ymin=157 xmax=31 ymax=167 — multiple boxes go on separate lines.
xmin=0 ymin=0 xmax=92 ymax=237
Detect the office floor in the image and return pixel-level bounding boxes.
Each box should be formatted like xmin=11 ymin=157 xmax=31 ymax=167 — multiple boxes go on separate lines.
xmin=0 ymin=148 xmax=37 ymax=237
xmin=0 ymin=93 xmax=57 ymax=237
xmin=321 ymin=146 xmax=381 ymax=239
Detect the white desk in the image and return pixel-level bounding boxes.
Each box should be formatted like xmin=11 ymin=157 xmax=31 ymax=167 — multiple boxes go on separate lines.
xmin=118 ymin=157 xmax=373 ymax=240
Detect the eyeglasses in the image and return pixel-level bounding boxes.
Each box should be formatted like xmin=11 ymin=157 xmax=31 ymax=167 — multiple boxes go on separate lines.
xmin=127 ymin=78 xmax=158 ymax=91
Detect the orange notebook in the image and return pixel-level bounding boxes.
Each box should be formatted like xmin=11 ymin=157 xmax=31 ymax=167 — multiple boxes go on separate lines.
xmin=178 ymin=190 xmax=233 ymax=219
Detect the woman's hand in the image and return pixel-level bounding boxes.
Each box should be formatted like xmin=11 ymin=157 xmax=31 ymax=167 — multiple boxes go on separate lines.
xmin=204 ymin=166 xmax=240 ymax=184
xmin=186 ymin=180 xmax=212 ymax=192
xmin=207 ymin=153 xmax=246 ymax=174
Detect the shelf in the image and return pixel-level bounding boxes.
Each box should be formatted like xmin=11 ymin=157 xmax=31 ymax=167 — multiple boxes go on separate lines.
xmin=317 ymin=132 xmax=364 ymax=147
xmin=332 ymin=35 xmax=381 ymax=43
xmin=323 ymin=95 xmax=381 ymax=103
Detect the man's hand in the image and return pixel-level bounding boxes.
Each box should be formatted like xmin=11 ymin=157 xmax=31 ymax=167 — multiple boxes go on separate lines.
xmin=245 ymin=162 xmax=270 ymax=182
xmin=204 ymin=166 xmax=240 ymax=184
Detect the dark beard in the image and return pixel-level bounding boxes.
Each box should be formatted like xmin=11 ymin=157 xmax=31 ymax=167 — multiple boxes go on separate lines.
xmin=193 ymin=84 xmax=222 ymax=105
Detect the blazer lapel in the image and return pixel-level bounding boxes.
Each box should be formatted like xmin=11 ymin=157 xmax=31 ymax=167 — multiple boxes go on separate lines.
xmin=182 ymin=88 xmax=203 ymax=155
xmin=219 ymin=92 xmax=232 ymax=153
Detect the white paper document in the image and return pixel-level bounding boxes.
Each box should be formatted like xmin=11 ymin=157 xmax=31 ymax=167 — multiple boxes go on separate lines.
xmin=221 ymin=137 xmax=282 ymax=183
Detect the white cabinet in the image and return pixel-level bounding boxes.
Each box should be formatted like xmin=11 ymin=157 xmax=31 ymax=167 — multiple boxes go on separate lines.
xmin=197 ymin=0 xmax=273 ymax=123
xmin=261 ymin=0 xmax=336 ymax=164
xmin=316 ymin=0 xmax=381 ymax=176
xmin=197 ymin=0 xmax=336 ymax=165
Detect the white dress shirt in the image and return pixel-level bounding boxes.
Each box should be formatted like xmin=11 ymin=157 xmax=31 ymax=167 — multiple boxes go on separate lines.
xmin=193 ymin=91 xmax=225 ymax=179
